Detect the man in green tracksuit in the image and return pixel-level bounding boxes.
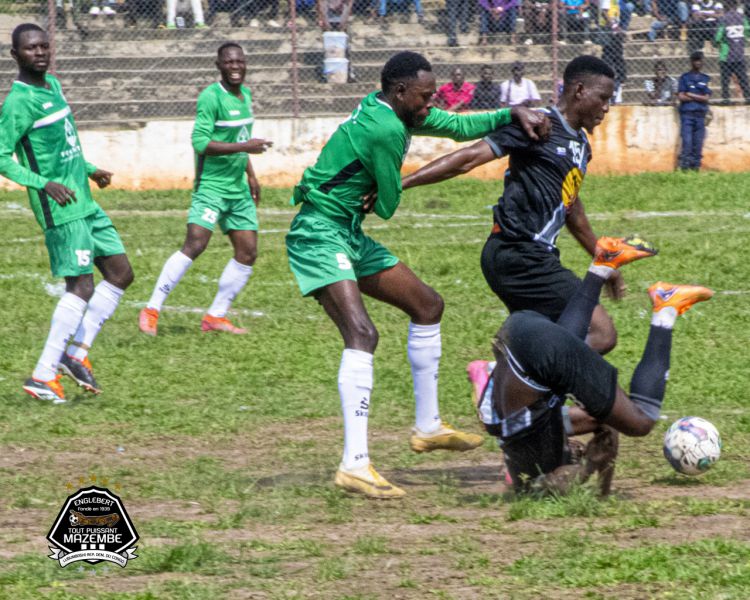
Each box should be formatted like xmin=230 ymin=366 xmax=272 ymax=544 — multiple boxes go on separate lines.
xmin=286 ymin=50 xmax=548 ymax=498
xmin=0 ymin=24 xmax=134 ymax=403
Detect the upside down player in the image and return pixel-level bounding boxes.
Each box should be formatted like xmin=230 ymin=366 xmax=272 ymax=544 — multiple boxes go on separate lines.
xmin=0 ymin=24 xmax=134 ymax=402
xmin=139 ymin=43 xmax=271 ymax=336
xmin=400 ymin=55 xmax=623 ymax=354
xmin=469 ymin=237 xmax=713 ymax=495
xmin=286 ymin=51 xmax=549 ymax=499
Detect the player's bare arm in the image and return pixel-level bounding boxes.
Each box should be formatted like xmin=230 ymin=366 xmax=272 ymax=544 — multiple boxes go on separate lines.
xmin=402 ymin=140 xmax=496 ymax=190
xmin=246 ymin=158 xmax=260 ymax=205
xmin=203 ymin=139 xmax=272 ymax=156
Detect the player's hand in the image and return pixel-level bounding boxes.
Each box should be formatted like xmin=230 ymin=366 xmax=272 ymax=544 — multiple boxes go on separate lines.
xmin=242 ymin=139 xmax=273 ymax=154
xmin=44 ymin=181 xmax=77 ymax=206
xmin=89 ymin=169 xmax=113 ymax=189
xmin=362 ymin=190 xmax=378 ymax=213
xmin=248 ymin=175 xmax=261 ymax=205
xmin=511 ymin=106 xmax=550 ymax=142
xmin=605 ymin=270 xmax=627 ymax=300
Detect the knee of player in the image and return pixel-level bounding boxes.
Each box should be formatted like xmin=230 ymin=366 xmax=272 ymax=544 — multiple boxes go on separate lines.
xmin=181 ymin=240 xmax=207 ymax=260
xmin=348 ymin=320 xmax=379 ymax=351
xmin=415 ymin=291 xmax=444 ymax=324
xmin=110 ymin=264 xmax=135 ymax=290
xmin=235 ymin=248 xmax=257 ymax=266
xmin=621 ymin=415 xmax=655 ymax=437
xmin=68 ymin=277 xmax=95 ymax=302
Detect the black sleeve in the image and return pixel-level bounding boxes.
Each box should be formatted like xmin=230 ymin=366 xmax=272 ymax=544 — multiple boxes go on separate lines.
xmin=483 ymin=122 xmax=535 ymax=159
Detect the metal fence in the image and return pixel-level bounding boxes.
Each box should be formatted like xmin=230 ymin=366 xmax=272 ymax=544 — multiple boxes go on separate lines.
xmin=0 ymin=0 xmax=746 ymax=124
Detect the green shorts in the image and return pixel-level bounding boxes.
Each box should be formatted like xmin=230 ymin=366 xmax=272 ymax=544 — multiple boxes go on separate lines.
xmin=285 ymin=205 xmax=399 ymax=296
xmin=188 ymin=190 xmax=258 ymax=234
xmin=45 ymin=207 xmax=126 ymax=278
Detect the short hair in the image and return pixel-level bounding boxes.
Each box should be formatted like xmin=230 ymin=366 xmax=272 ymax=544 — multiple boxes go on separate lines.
xmin=217 ymin=42 xmax=243 ymax=58
xmin=654 ymin=60 xmax=667 ymax=71
xmin=11 ymin=23 xmax=44 ymax=50
xmin=563 ymin=55 xmax=615 ymax=87
xmin=690 ymin=50 xmax=704 ymax=61
xmin=381 ymin=51 xmax=432 ymax=94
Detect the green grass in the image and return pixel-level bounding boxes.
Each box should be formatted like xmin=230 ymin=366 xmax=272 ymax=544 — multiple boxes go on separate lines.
xmin=1 ymin=172 xmax=750 ymax=598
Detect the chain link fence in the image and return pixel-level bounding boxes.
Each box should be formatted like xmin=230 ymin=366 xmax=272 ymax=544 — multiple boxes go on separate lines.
xmin=0 ymin=0 xmax=747 ymax=125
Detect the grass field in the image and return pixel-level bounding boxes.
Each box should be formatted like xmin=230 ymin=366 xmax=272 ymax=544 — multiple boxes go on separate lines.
xmin=1 ymin=172 xmax=749 ymax=599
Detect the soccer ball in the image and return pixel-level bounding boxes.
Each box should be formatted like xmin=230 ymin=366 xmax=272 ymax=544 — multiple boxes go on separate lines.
xmin=663 ymin=417 xmax=721 ymax=475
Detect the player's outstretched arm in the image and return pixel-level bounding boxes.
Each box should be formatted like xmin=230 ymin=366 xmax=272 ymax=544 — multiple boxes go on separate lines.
xmin=202 ymin=139 xmax=273 ymax=156
xmin=413 ymin=106 xmax=548 ymax=142
xmin=402 ymin=140 xmax=496 ymax=191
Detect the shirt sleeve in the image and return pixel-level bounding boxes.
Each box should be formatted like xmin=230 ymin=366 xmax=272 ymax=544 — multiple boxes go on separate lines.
xmin=482 ymin=121 xmax=535 ymax=158
xmin=357 ymin=124 xmax=405 ymax=220
xmin=191 ymin=90 xmax=217 ymax=154
xmin=0 ymin=97 xmax=49 ymax=190
xmin=412 ymin=107 xmax=512 ymax=141
xmin=678 ymin=74 xmax=688 ymax=93
xmin=85 ymin=161 xmax=98 ymax=176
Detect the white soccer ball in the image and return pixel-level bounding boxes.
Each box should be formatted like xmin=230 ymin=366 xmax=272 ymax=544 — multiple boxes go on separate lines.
xmin=663 ymin=416 xmax=722 ymax=475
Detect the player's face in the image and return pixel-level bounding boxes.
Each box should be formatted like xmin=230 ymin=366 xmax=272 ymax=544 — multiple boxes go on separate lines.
xmin=578 ymin=75 xmax=615 ymax=133
xmin=217 ymin=47 xmax=246 ymax=87
xmin=396 ymin=70 xmax=436 ymax=128
xmin=12 ymin=30 xmax=50 ymax=74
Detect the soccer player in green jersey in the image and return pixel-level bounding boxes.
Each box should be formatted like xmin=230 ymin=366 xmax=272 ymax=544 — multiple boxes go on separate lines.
xmin=139 ymin=43 xmax=271 ymax=336
xmin=0 ymin=24 xmax=134 ymax=403
xmin=286 ymin=51 xmax=549 ymax=498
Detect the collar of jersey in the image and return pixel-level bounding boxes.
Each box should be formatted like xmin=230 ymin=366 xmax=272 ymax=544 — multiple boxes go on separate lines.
xmin=551 ymin=105 xmax=580 ymax=137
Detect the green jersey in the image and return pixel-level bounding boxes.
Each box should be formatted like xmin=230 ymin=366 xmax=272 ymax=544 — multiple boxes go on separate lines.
xmin=192 ymin=82 xmax=254 ymax=199
xmin=292 ymin=91 xmax=512 ymax=221
xmin=0 ymin=74 xmax=99 ymax=231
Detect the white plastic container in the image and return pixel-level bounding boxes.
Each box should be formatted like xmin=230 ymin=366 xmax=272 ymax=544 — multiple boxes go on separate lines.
xmin=323 ymin=31 xmax=348 ymax=59
xmin=323 ymin=57 xmax=349 ymax=84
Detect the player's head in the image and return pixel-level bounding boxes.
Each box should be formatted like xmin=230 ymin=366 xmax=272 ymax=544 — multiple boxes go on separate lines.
xmin=381 ymin=51 xmax=435 ymax=128
xmin=216 ymin=42 xmax=246 ymax=87
xmin=480 ymin=65 xmax=494 ymax=82
xmin=690 ymin=50 xmax=704 ymax=71
xmin=562 ymin=55 xmax=615 ymax=133
xmin=10 ymin=24 xmax=49 ymax=74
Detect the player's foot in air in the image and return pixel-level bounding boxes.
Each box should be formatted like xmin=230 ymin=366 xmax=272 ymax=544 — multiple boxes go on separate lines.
xmin=334 ymin=463 xmax=406 ymax=499
xmin=138 ymin=307 xmax=159 ymax=336
xmin=23 ymin=375 xmax=66 ymax=404
xmin=466 ymin=360 xmax=491 ymax=410
xmin=594 ymin=235 xmax=658 ymax=269
xmin=648 ymin=282 xmax=714 ymax=315
xmin=410 ymin=422 xmax=484 ymax=453
xmin=200 ymin=314 xmax=247 ymax=334
xmin=59 ymin=353 xmax=101 ymax=394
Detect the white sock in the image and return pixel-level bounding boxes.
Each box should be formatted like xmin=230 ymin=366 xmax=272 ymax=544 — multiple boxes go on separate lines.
xmin=339 ymin=349 xmax=373 ymax=471
xmin=33 ymin=293 xmax=88 ymax=381
xmin=147 ymin=251 xmax=193 ymax=311
xmin=652 ymin=306 xmax=678 ymax=329
xmin=206 ymin=258 xmax=253 ymax=318
xmin=408 ymin=322 xmax=442 ymax=434
xmin=67 ymin=281 xmax=124 ymax=361
xmin=589 ymin=264 xmax=614 ymax=279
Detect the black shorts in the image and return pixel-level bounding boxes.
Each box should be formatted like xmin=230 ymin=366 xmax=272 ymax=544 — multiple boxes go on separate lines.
xmin=481 ymin=234 xmax=581 ymax=320
xmin=496 ymin=310 xmax=619 ymax=485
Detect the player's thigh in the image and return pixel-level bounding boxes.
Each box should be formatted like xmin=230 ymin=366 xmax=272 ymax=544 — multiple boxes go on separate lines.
xmin=219 ymin=193 xmax=259 ymax=237
xmin=44 ymin=218 xmax=96 ymax=278
xmin=89 ymin=207 xmax=127 ymax=260
xmin=481 ymin=238 xmax=580 ymax=319
xmin=285 ymin=211 xmax=358 ymax=297
xmin=188 ymin=191 xmax=223 ymax=233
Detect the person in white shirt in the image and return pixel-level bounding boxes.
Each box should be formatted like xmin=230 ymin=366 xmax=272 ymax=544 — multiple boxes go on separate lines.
xmin=166 ymin=0 xmax=207 ymax=28
xmin=499 ymin=61 xmax=542 ymax=107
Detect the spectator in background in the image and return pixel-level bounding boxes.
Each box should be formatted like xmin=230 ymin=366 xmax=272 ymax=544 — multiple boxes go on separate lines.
xmin=644 ymin=60 xmax=678 ymax=104
xmin=523 ymin=0 xmax=552 ymax=44
xmin=89 ymin=1 xmax=117 ymax=16
xmin=600 ymin=0 xmax=636 ymax=30
xmin=446 ymin=0 xmax=473 ymax=46
xmin=379 ymin=0 xmax=424 ymax=22
xmin=678 ymin=50 xmax=711 ymax=170
xmin=125 ymin=0 xmax=162 ymax=27
xmin=166 ymin=0 xmax=207 ymax=28
xmin=478 ymin=0 xmax=520 ymax=46
xmin=471 ymin=65 xmax=503 ymax=108
xmin=649 ymin=0 xmax=689 ymax=40
xmin=320 ymin=0 xmax=354 ymax=29
xmin=560 ymin=0 xmax=591 ymax=43
xmin=598 ymin=21 xmax=627 ymax=103
xmin=715 ymin=0 xmax=750 ymax=103
xmin=499 ymin=61 xmax=542 ymax=106
xmin=434 ymin=67 xmax=476 ymax=111
xmin=687 ymin=0 xmax=724 ymax=54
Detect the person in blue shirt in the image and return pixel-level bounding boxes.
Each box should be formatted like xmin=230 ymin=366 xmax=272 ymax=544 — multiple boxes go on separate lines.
xmin=677 ymin=50 xmax=711 ymax=170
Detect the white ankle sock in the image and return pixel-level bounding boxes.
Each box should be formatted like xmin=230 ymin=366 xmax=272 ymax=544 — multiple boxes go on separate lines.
xmin=589 ymin=264 xmax=614 ymax=279
xmin=147 ymin=251 xmax=193 ymax=311
xmin=652 ymin=306 xmax=678 ymax=329
xmin=33 ymin=293 xmax=88 ymax=381
xmin=408 ymin=322 xmax=442 ymax=434
xmin=206 ymin=258 xmax=253 ymax=318
xmin=339 ymin=349 xmax=373 ymax=471
xmin=67 ymin=281 xmax=124 ymax=360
